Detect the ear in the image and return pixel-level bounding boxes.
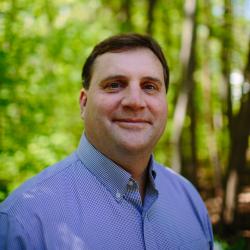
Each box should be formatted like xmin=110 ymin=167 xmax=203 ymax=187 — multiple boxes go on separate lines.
xmin=79 ymin=88 xmax=88 ymax=120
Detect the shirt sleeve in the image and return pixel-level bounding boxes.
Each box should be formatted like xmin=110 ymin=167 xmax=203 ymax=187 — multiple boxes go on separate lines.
xmin=0 ymin=212 xmax=32 ymax=250
xmin=206 ymin=213 xmax=214 ymax=250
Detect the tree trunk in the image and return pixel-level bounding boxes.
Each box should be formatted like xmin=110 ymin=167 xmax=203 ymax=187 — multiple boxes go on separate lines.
xmin=147 ymin=0 xmax=157 ymax=35
xmin=120 ymin=0 xmax=133 ymax=32
xmin=203 ymin=0 xmax=223 ymax=196
xmin=221 ymin=0 xmax=233 ymax=138
xmin=171 ymin=0 xmax=197 ymax=174
xmin=188 ymin=62 xmax=197 ymax=186
xmin=222 ymin=38 xmax=250 ymax=227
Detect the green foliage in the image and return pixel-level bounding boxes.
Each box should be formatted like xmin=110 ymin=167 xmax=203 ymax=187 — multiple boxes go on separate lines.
xmin=214 ymin=237 xmax=247 ymax=250
xmin=1 ymin=0 xmax=249 ymax=193
xmin=1 ymin=1 xmax=250 ymax=246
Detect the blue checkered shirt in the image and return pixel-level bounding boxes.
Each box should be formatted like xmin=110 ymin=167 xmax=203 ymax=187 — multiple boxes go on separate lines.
xmin=0 ymin=134 xmax=213 ymax=249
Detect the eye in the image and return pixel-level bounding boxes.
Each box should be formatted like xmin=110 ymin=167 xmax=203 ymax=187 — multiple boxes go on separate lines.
xmin=104 ymin=81 xmax=125 ymax=92
xmin=144 ymin=84 xmax=156 ymax=90
xmin=109 ymin=82 xmax=122 ymax=89
xmin=142 ymin=82 xmax=159 ymax=92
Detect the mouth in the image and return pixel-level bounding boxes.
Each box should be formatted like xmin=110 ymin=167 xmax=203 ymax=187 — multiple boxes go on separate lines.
xmin=113 ymin=118 xmax=152 ymax=128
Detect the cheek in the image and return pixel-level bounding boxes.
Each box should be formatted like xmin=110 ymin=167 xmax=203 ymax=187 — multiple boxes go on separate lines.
xmin=151 ymin=98 xmax=167 ymax=117
xmin=163 ymin=102 xmax=168 ymax=117
xmin=85 ymin=98 xmax=113 ymax=121
xmin=84 ymin=99 xmax=98 ymax=123
xmin=98 ymin=96 xmax=121 ymax=113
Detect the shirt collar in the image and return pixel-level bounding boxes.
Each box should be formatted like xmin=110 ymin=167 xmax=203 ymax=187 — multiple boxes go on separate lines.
xmin=76 ymin=134 xmax=158 ymax=201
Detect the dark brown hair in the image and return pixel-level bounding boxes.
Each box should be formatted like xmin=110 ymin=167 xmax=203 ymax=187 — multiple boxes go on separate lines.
xmin=81 ymin=33 xmax=169 ymax=92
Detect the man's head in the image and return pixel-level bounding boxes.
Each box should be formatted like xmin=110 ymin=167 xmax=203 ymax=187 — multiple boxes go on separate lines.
xmin=82 ymin=33 xmax=169 ymax=92
xmin=80 ymin=34 xmax=168 ymax=165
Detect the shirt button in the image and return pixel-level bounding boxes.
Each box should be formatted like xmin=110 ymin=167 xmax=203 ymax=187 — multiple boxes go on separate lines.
xmin=128 ymin=180 xmax=134 ymax=187
xmin=116 ymin=192 xmax=121 ymax=199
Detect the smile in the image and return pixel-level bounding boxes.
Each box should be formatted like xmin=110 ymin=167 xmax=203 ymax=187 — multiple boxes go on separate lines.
xmin=113 ymin=119 xmax=151 ymax=129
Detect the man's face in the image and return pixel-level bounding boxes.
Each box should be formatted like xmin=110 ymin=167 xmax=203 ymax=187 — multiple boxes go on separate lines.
xmin=80 ymin=48 xmax=167 ymax=157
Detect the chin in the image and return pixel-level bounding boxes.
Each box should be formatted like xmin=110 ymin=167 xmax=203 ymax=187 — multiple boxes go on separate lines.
xmin=115 ymin=138 xmax=153 ymax=154
xmin=110 ymin=130 xmax=158 ymax=152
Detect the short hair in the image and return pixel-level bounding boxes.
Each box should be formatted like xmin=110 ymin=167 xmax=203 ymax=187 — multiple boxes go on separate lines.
xmin=81 ymin=33 xmax=170 ymax=92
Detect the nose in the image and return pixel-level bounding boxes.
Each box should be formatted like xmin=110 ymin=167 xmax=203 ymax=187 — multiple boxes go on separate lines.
xmin=121 ymin=84 xmax=146 ymax=110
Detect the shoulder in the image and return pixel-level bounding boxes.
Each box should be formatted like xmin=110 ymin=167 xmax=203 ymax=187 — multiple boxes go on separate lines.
xmin=0 ymin=152 xmax=89 ymax=248
xmin=154 ymin=162 xmax=208 ymax=213
xmin=0 ymin=152 xmax=79 ymax=214
xmin=153 ymin=162 xmax=213 ymax=243
xmin=155 ymin=162 xmax=198 ymax=193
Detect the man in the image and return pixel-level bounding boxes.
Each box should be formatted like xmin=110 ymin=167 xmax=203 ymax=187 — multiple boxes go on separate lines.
xmin=0 ymin=34 xmax=213 ymax=249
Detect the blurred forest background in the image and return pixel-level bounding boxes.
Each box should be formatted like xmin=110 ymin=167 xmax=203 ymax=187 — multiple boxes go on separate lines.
xmin=0 ymin=0 xmax=250 ymax=248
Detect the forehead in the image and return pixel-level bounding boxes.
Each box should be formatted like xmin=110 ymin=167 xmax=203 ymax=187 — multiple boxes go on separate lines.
xmin=91 ymin=48 xmax=164 ymax=81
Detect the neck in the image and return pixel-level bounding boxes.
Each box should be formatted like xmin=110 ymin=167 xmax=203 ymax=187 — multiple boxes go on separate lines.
xmin=110 ymin=152 xmax=151 ymax=202
xmin=86 ymin=134 xmax=152 ymax=201
xmin=134 ymin=168 xmax=148 ymax=201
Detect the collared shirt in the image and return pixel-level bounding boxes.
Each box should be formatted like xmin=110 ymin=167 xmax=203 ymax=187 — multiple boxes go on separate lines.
xmin=0 ymin=134 xmax=213 ymax=250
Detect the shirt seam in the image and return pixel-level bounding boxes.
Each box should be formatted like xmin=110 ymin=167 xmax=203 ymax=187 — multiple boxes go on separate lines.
xmin=30 ymin=152 xmax=80 ymax=188
xmin=2 ymin=152 xmax=80 ymax=213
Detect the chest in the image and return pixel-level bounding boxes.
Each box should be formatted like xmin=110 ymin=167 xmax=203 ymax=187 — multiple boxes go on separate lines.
xmin=38 ymin=187 xmax=210 ymax=250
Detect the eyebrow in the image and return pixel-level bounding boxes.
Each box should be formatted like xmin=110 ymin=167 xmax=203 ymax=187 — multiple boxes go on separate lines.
xmin=100 ymin=75 xmax=163 ymax=85
xmin=141 ymin=76 xmax=163 ymax=86
xmin=100 ymin=75 xmax=128 ymax=83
